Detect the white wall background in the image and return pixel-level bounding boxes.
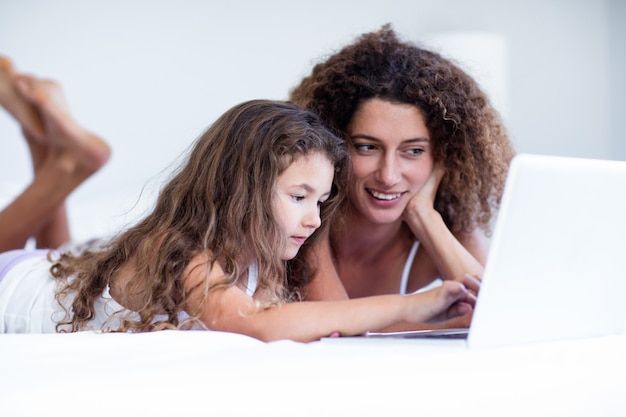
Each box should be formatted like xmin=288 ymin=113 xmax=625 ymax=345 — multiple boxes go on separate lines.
xmin=0 ymin=0 xmax=624 ymax=243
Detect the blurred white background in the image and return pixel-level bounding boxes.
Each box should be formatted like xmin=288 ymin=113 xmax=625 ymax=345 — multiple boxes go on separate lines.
xmin=1 ymin=0 xmax=624 ymax=243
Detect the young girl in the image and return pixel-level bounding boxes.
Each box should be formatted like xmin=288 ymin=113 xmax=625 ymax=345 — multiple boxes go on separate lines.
xmin=0 ymin=67 xmax=475 ymax=341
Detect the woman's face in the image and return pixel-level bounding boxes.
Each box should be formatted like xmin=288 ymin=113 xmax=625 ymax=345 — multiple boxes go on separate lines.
xmin=345 ymin=98 xmax=434 ymax=225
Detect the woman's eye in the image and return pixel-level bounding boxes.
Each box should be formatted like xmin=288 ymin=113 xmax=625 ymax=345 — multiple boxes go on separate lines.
xmin=291 ymin=195 xmax=305 ymax=202
xmin=407 ymin=148 xmax=425 ymax=156
xmin=354 ymin=143 xmax=376 ymax=152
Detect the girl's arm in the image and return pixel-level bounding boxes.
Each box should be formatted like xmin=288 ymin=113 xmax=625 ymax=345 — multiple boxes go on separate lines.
xmin=403 ymin=165 xmax=488 ymax=293
xmin=185 ymin=256 xmax=475 ymax=343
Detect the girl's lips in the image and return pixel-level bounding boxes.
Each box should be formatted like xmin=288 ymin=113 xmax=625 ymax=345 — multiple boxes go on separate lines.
xmin=291 ymin=236 xmax=307 ymax=245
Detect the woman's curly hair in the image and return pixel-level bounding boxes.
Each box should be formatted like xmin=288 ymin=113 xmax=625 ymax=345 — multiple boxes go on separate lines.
xmin=290 ymin=24 xmax=516 ymax=236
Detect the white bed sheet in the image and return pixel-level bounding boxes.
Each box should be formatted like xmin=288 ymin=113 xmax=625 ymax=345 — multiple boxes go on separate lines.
xmin=1 ymin=331 xmax=625 ymax=417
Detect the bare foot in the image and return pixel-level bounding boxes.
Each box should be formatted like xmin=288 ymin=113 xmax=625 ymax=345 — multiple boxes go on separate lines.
xmin=0 ymin=56 xmax=44 ymax=140
xmin=14 ymin=74 xmax=111 ymax=176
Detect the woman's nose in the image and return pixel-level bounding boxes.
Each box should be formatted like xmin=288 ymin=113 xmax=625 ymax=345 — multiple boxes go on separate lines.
xmin=376 ymin=154 xmax=401 ymax=185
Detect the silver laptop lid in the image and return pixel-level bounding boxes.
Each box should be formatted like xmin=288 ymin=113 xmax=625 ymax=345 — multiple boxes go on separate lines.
xmin=468 ymin=154 xmax=626 ymax=349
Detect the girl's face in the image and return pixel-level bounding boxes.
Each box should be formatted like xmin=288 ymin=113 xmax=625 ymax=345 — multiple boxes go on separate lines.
xmin=273 ymin=151 xmax=334 ymax=260
xmin=346 ymin=98 xmax=434 ymax=225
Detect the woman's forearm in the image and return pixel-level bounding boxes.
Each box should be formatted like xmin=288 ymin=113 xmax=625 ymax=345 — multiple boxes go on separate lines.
xmin=404 ymin=207 xmax=486 ymax=285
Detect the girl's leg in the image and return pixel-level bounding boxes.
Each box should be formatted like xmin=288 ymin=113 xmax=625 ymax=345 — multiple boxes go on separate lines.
xmin=0 ymin=59 xmax=110 ymax=251
xmin=21 ymin=128 xmax=73 ymax=249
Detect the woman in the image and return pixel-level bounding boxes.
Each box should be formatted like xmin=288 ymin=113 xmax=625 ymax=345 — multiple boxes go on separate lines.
xmin=291 ymin=25 xmax=515 ymax=329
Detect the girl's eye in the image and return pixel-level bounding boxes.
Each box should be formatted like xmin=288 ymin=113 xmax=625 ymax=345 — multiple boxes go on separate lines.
xmin=291 ymin=195 xmax=305 ymax=202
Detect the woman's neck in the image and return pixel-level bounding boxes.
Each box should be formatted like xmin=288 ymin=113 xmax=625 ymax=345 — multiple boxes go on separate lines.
xmin=331 ymin=208 xmax=413 ymax=261
xmin=329 ymin=207 xmax=416 ymax=298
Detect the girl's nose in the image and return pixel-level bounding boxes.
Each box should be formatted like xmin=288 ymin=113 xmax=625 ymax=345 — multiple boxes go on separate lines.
xmin=304 ymin=206 xmax=322 ymax=229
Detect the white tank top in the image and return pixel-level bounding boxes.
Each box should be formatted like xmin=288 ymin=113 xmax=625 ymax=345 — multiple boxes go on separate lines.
xmin=246 ymin=261 xmax=258 ymax=297
xmin=398 ymin=241 xmax=442 ymax=295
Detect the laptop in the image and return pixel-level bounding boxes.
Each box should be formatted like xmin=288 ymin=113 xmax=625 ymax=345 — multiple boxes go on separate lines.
xmin=367 ymin=153 xmax=626 ymax=349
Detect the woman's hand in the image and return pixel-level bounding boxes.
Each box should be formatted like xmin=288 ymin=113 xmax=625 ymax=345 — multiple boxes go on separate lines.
xmin=403 ymin=163 xmax=445 ymax=222
xmin=456 ymin=273 xmax=481 ymax=295
xmin=404 ymin=280 xmax=477 ymax=324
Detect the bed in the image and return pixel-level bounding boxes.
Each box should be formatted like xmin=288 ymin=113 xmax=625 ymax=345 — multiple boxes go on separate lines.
xmin=1 ymin=331 xmax=624 ymax=416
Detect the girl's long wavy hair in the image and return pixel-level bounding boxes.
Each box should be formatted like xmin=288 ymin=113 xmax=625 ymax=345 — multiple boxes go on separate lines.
xmin=290 ymin=24 xmax=516 ymax=236
xmin=51 ymin=100 xmax=348 ymax=332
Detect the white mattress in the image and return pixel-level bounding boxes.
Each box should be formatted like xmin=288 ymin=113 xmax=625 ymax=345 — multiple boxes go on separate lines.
xmin=1 ymin=331 xmax=624 ymax=417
